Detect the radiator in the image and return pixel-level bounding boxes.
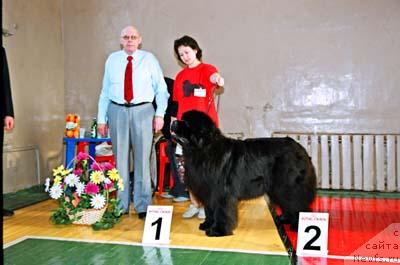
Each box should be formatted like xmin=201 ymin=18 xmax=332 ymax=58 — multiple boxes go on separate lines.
xmin=272 ymin=132 xmax=400 ymax=192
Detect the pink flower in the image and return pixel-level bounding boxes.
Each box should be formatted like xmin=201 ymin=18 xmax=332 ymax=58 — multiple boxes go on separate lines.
xmin=91 ymin=163 xmax=104 ymax=171
xmin=104 ymin=182 xmax=114 ymax=190
xmin=74 ymin=168 xmax=83 ymax=176
xmin=103 ymin=162 xmax=114 ymax=171
xmin=76 ymin=152 xmax=89 ymax=161
xmin=85 ymin=182 xmax=99 ymax=194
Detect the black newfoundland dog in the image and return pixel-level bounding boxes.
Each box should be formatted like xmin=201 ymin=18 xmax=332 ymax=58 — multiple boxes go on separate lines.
xmin=171 ymin=110 xmax=316 ymax=237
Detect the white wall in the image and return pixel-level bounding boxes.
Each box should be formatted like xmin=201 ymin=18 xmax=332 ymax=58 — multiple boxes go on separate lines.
xmin=3 ymin=0 xmax=64 ymax=192
xmin=63 ymin=0 xmax=400 ymax=137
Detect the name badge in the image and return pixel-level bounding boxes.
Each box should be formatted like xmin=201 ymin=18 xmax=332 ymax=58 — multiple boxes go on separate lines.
xmin=194 ymin=88 xmax=206 ymax=97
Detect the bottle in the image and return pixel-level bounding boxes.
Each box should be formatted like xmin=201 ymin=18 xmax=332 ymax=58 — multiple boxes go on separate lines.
xmin=90 ymin=118 xmax=97 ymax=138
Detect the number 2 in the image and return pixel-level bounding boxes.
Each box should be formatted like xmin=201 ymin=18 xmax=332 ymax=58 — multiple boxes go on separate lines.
xmin=151 ymin=217 xmax=163 ymax=240
xmin=303 ymin=225 xmax=321 ymax=251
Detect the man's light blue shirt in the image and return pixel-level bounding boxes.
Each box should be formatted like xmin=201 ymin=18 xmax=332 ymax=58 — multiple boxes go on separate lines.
xmin=97 ymin=49 xmax=169 ymax=124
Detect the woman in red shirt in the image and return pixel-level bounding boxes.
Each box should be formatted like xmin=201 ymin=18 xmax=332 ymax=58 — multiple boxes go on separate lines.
xmin=171 ymin=35 xmax=224 ymax=219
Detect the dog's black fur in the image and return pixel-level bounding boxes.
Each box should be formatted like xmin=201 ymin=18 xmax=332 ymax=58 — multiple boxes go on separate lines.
xmin=171 ymin=110 xmax=317 ymax=237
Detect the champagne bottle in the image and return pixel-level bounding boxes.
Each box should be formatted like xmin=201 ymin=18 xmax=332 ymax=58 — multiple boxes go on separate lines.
xmin=90 ymin=118 xmax=97 ymax=138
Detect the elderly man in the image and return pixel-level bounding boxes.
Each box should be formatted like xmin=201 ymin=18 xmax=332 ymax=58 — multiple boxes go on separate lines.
xmin=97 ymin=26 xmax=169 ymax=219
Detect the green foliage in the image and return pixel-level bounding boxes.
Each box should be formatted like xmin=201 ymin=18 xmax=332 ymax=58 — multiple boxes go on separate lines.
xmin=50 ymin=206 xmax=72 ymax=225
xmin=92 ymin=198 xmax=123 ymax=230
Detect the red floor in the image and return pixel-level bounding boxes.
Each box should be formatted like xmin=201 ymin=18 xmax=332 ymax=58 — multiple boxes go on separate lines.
xmin=277 ymin=196 xmax=400 ymax=264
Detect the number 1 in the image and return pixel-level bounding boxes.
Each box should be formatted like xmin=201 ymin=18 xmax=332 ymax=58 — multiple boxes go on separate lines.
xmin=151 ymin=217 xmax=163 ymax=240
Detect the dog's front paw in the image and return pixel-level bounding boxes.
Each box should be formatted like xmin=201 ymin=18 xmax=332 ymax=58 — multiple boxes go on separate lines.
xmin=199 ymin=220 xmax=212 ymax=231
xmin=205 ymin=227 xmax=233 ymax=237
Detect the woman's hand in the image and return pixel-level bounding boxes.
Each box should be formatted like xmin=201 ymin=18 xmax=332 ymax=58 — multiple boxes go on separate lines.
xmin=210 ymin=73 xmax=225 ymax=87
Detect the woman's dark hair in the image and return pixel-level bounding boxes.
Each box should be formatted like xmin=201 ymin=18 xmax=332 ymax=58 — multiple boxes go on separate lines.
xmin=174 ymin=35 xmax=202 ymax=63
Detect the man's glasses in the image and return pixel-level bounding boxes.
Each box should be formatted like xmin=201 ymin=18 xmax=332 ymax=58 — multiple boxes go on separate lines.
xmin=122 ymin=35 xmax=139 ymax=41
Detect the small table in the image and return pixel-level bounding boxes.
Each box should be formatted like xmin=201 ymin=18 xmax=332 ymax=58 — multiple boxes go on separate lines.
xmin=64 ymin=137 xmax=112 ymax=169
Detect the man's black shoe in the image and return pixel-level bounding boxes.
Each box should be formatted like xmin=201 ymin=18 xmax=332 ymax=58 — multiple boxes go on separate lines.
xmin=3 ymin=209 xmax=14 ymax=217
xmin=138 ymin=212 xmax=147 ymax=219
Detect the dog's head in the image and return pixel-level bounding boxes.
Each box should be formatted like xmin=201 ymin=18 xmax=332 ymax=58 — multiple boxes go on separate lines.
xmin=171 ymin=110 xmax=220 ymax=149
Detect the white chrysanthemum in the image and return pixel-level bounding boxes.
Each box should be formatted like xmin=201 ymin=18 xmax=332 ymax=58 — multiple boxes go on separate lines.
xmin=44 ymin=178 xmax=51 ymax=192
xmin=104 ymin=178 xmax=111 ymax=184
xmin=64 ymin=173 xmax=79 ymax=187
xmin=90 ymin=194 xmax=106 ymax=209
xmin=76 ymin=182 xmax=85 ymax=196
xmin=49 ymin=184 xmax=63 ymax=199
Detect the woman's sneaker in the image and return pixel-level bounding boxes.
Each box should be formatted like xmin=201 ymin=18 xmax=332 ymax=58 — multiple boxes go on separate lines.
xmin=173 ymin=196 xmax=189 ymax=202
xmin=182 ymin=204 xmax=199 ymax=218
xmin=160 ymin=193 xmax=174 ymax=199
xmin=197 ymin=207 xmax=206 ymax=219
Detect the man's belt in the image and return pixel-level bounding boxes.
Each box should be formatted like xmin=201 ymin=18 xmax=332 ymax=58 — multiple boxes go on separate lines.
xmin=111 ymin=101 xmax=151 ymax=107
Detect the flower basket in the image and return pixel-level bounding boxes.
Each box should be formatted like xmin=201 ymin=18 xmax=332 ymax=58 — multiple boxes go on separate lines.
xmin=45 ymin=152 xmax=124 ymax=229
xmin=68 ymin=205 xmax=108 ymax=225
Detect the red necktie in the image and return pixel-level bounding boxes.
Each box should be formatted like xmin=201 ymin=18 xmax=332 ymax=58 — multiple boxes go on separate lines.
xmin=124 ymin=56 xmax=133 ymax=102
